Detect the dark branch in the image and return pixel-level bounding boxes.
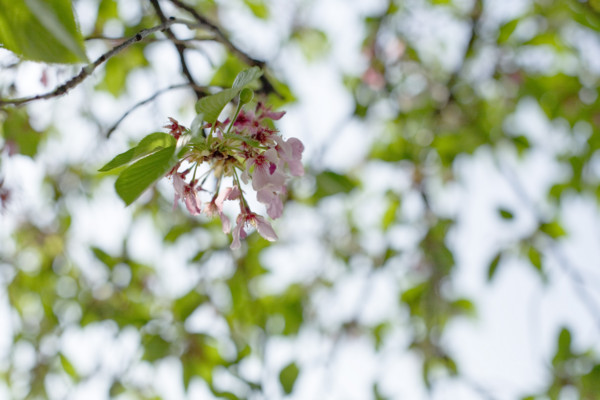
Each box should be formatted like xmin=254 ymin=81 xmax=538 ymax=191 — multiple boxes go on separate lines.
xmin=0 ymin=18 xmax=199 ymax=107
xmin=167 ymin=0 xmax=280 ymax=97
xmin=149 ymin=0 xmax=203 ymax=100
xmin=106 ymin=83 xmax=208 ymax=138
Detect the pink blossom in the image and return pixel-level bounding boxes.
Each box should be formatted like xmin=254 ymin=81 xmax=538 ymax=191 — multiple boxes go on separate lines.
xmin=274 ymin=136 xmax=304 ymax=176
xmin=257 ymin=102 xmax=286 ymax=120
xmin=247 ymin=149 xmax=286 ymax=190
xmin=173 ymin=173 xmax=202 ymax=215
xmin=164 ymin=117 xmax=186 ymax=140
xmin=230 ymin=209 xmax=278 ymax=250
xmin=203 ymin=186 xmax=241 ymax=233
xmin=257 ymin=186 xmax=284 ymax=219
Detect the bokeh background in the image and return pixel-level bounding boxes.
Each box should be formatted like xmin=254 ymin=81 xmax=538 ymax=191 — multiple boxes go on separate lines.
xmin=2 ymin=0 xmax=600 ymax=399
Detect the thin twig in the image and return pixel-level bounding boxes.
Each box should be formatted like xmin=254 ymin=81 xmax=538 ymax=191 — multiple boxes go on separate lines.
xmin=168 ymin=0 xmax=264 ymax=67
xmin=149 ymin=0 xmax=203 ymax=100
xmin=85 ymin=35 xmax=213 ymax=46
xmin=106 ymin=83 xmax=207 ymax=138
xmin=0 ymin=18 xmax=200 ymax=107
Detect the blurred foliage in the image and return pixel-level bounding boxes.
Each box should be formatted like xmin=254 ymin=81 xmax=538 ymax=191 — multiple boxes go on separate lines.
xmin=1 ymin=0 xmax=600 ymax=399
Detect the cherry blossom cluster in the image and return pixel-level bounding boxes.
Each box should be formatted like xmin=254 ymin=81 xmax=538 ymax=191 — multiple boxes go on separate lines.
xmin=164 ymin=102 xmax=303 ymax=249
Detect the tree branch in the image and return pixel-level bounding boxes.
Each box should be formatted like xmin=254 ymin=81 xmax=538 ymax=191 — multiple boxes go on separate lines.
xmin=149 ymin=0 xmax=203 ymax=100
xmin=0 ymin=18 xmax=200 ymax=107
xmin=106 ymin=83 xmax=208 ymax=138
xmin=167 ymin=0 xmax=279 ymax=97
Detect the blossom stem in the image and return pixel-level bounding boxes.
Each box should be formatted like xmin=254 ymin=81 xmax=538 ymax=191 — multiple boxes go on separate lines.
xmin=226 ymin=101 xmax=244 ymax=135
xmin=233 ymin=170 xmax=249 ymax=209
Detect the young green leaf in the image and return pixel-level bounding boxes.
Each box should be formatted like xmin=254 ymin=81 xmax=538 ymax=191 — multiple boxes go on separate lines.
xmin=115 ymin=146 xmax=177 ymax=205
xmin=195 ymin=67 xmax=263 ymax=123
xmin=232 ymin=66 xmax=263 ymax=88
xmin=195 ymin=88 xmax=238 ymax=124
xmin=99 ymin=132 xmax=175 ymax=172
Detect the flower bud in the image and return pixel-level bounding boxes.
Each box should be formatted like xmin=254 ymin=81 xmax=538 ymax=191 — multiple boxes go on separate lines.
xmin=239 ymin=88 xmax=254 ymax=104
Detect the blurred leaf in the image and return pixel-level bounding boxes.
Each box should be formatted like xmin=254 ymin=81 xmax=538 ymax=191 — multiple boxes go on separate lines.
xmin=115 ymin=145 xmax=177 ymax=205
xmin=581 ymin=365 xmax=600 ymax=397
xmin=279 ymin=362 xmax=299 ymax=394
xmin=292 ymin=28 xmax=330 ymax=61
xmin=373 ymin=383 xmax=388 ymax=400
xmin=142 ymin=334 xmax=171 ymax=362
xmin=173 ymin=289 xmax=206 ymax=322
xmin=243 ymin=0 xmax=269 ymax=19
xmin=487 ymin=252 xmax=502 ymax=282
xmin=59 ymin=353 xmax=79 ymax=380
xmin=498 ymin=18 xmax=520 ymax=44
xmin=109 ymin=381 xmax=126 ymax=397
xmin=527 ymin=246 xmax=543 ymax=273
xmin=498 ymin=208 xmax=514 ymax=220
xmin=164 ymin=223 xmax=193 ymax=243
xmin=210 ymin=54 xmax=248 ymax=87
xmin=312 ymin=170 xmax=359 ymax=200
xmin=552 ymin=327 xmax=572 ymax=366
xmin=94 ymin=0 xmax=118 ymax=33
xmin=539 ymin=220 xmax=567 ymax=239
xmin=450 ymin=298 xmax=476 ymax=318
xmin=91 ymin=246 xmax=120 ymax=269
xmin=382 ymin=192 xmax=401 ymax=231
xmin=97 ymin=46 xmax=148 ymax=97
xmin=0 ymin=0 xmax=87 ymax=63
xmin=1 ymin=109 xmax=44 ymax=158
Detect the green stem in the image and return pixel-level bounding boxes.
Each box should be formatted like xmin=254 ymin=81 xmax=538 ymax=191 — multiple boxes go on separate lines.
xmin=226 ymin=101 xmax=244 ymax=135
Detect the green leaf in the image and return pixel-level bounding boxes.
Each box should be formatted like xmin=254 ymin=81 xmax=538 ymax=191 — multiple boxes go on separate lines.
xmin=196 ymin=88 xmax=240 ymax=124
xmin=487 ymin=252 xmax=502 ymax=282
xmin=0 ymin=0 xmax=87 ymax=63
xmin=59 ymin=353 xmax=79 ymax=380
xmin=279 ymin=362 xmax=299 ymax=395
xmin=99 ymin=132 xmax=176 ymax=172
xmin=498 ymin=208 xmax=514 ymax=220
xmin=539 ymin=220 xmax=567 ymax=239
xmin=99 ymin=148 xmax=136 ymax=172
xmin=232 ymin=66 xmax=263 ymax=88
xmin=115 ymin=145 xmax=177 ymax=205
xmin=196 ymin=67 xmax=263 ymax=123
